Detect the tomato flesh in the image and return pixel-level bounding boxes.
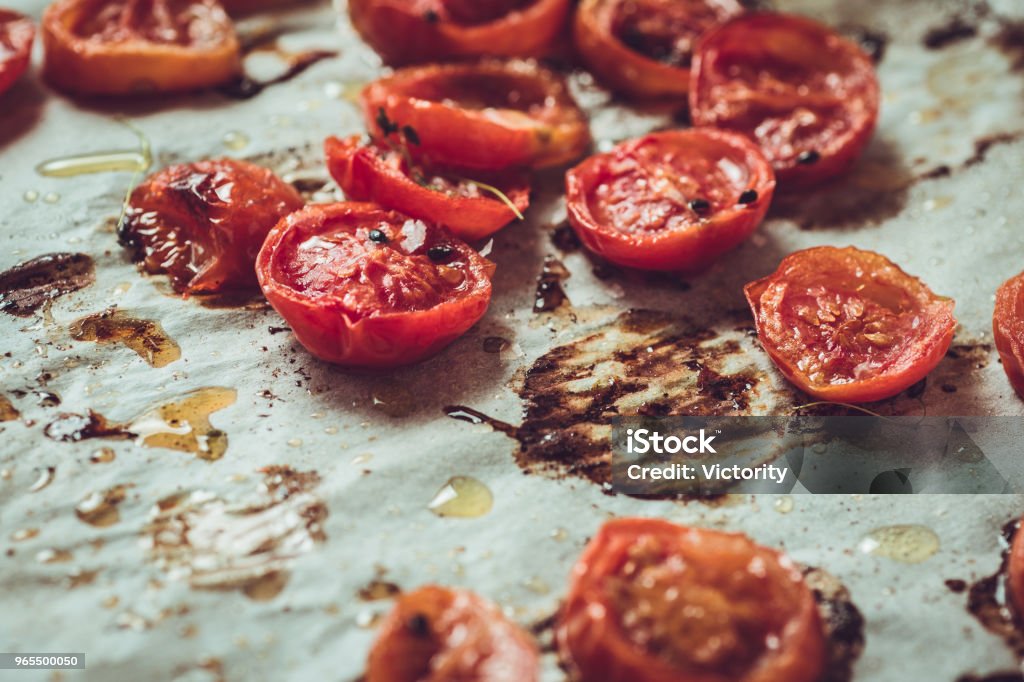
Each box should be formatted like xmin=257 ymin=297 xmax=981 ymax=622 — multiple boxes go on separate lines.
xmin=557 ymin=518 xmax=826 ymax=682
xmin=690 ymin=13 xmax=879 ymax=187
xmin=256 ymin=203 xmax=494 ymax=368
xmin=366 ymin=585 xmax=539 ymax=682
xmin=566 ymin=129 xmax=775 ymax=271
xmin=0 ymin=9 xmax=34 ymax=96
xmin=745 ymin=246 xmax=956 ymax=403
xmin=120 ymin=158 xmax=303 ymax=294
xmin=993 ymin=271 xmax=1024 ymax=400
xmin=362 ymin=60 xmax=591 ymax=170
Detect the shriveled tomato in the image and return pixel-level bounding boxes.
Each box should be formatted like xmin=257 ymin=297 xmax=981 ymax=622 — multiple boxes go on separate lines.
xmin=745 ymin=246 xmax=956 ymax=403
xmin=574 ymin=0 xmax=741 ymax=99
xmin=349 ymin=0 xmax=570 ymax=66
xmin=565 ymin=129 xmax=775 ymax=272
xmin=1008 ymin=519 xmax=1024 ymax=620
xmin=690 ymin=13 xmax=879 ymax=187
xmin=0 ymin=9 xmax=34 ymax=96
xmin=41 ymin=0 xmax=240 ymax=96
xmin=366 ymin=585 xmax=538 ymax=682
xmin=557 ymin=518 xmax=825 ymax=682
xmin=256 ymin=203 xmax=494 ymax=368
xmin=994 ymin=271 xmax=1024 ymax=400
xmin=325 ymin=135 xmax=530 ymax=242
xmin=362 ymin=60 xmax=591 ymax=171
xmin=120 ymin=158 xmax=303 ymax=294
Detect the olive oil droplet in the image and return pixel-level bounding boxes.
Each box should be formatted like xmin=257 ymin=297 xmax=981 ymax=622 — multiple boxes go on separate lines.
xmin=858 ymin=524 xmax=939 ymax=563
xmin=222 ymin=131 xmax=250 ymax=151
xmin=773 ymin=496 xmax=794 ymax=514
xmin=428 ymin=476 xmax=493 ymax=518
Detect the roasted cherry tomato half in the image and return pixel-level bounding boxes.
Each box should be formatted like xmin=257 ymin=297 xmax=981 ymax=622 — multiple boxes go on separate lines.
xmin=574 ymin=0 xmax=741 ymax=99
xmin=42 ymin=0 xmax=240 ymax=96
xmin=565 ymin=129 xmax=775 ymax=272
xmin=691 ymin=13 xmax=879 ymax=187
xmin=745 ymin=246 xmax=956 ymax=403
xmin=366 ymin=585 xmax=539 ymax=682
xmin=1008 ymin=518 xmax=1024 ymax=620
xmin=0 ymin=9 xmax=35 ymax=96
xmin=994 ymin=271 xmax=1024 ymax=400
xmin=325 ymin=135 xmax=530 ymax=242
xmin=557 ymin=518 xmax=826 ymax=682
xmin=349 ymin=0 xmax=570 ymax=66
xmin=362 ymin=60 xmax=591 ymax=171
xmin=256 ymin=203 xmax=494 ymax=368
xmin=120 ymin=158 xmax=303 ymax=294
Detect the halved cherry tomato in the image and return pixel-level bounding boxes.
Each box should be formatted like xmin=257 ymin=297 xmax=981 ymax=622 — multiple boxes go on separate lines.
xmin=119 ymin=158 xmax=303 ymax=294
xmin=256 ymin=203 xmax=494 ymax=368
xmin=362 ymin=60 xmax=591 ymax=171
xmin=565 ymin=129 xmax=775 ymax=271
xmin=325 ymin=135 xmax=530 ymax=242
xmin=366 ymin=585 xmax=539 ymax=682
xmin=1008 ymin=518 xmax=1024 ymax=620
xmin=690 ymin=13 xmax=879 ymax=187
xmin=557 ymin=518 xmax=826 ymax=682
xmin=994 ymin=271 xmax=1024 ymax=400
xmin=42 ymin=0 xmax=240 ymax=95
xmin=349 ymin=0 xmax=570 ymax=66
xmin=0 ymin=9 xmax=34 ymax=96
xmin=574 ymin=0 xmax=741 ymax=99
xmin=745 ymin=246 xmax=956 ymax=403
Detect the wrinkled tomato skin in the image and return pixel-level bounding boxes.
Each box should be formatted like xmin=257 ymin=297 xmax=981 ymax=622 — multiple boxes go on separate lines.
xmin=366 ymin=585 xmax=539 ymax=682
xmin=362 ymin=60 xmax=591 ymax=171
xmin=566 ymin=129 xmax=775 ymax=272
xmin=120 ymin=159 xmax=303 ymax=295
xmin=690 ymin=13 xmax=879 ymax=188
xmin=574 ymin=0 xmax=741 ymax=99
xmin=0 ymin=9 xmax=35 ymax=96
xmin=557 ymin=518 xmax=825 ymax=682
xmin=256 ymin=203 xmax=494 ymax=369
xmin=993 ymin=271 xmax=1024 ymax=400
xmin=745 ymin=247 xmax=956 ymax=403
xmin=349 ymin=0 xmax=570 ymax=66
xmin=42 ymin=0 xmax=240 ymax=96
xmin=325 ymin=135 xmax=530 ymax=241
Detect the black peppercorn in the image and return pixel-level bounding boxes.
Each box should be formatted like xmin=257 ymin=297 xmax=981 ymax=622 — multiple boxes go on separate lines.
xmin=427 ymin=245 xmax=454 ymax=261
xmin=738 ymin=189 xmax=758 ymax=204
xmin=369 ymin=229 xmax=389 ymax=243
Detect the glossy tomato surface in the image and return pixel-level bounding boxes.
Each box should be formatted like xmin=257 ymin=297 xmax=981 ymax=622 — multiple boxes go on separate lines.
xmin=325 ymin=135 xmax=530 ymax=241
xmin=362 ymin=60 xmax=591 ymax=170
xmin=0 ymin=9 xmax=34 ymax=96
xmin=566 ymin=129 xmax=775 ymax=271
xmin=691 ymin=13 xmax=879 ymax=187
xmin=256 ymin=203 xmax=494 ymax=368
xmin=745 ymin=246 xmax=956 ymax=403
xmin=994 ymin=271 xmax=1024 ymax=400
xmin=42 ymin=0 xmax=240 ymax=95
xmin=120 ymin=158 xmax=303 ymax=294
xmin=366 ymin=585 xmax=539 ymax=682
xmin=557 ymin=518 xmax=826 ymax=682
xmin=349 ymin=0 xmax=570 ymax=66
xmin=574 ymin=0 xmax=741 ymax=99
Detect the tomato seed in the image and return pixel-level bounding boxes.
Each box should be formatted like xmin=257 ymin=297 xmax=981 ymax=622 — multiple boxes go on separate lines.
xmin=797 ymin=150 xmax=821 ymax=165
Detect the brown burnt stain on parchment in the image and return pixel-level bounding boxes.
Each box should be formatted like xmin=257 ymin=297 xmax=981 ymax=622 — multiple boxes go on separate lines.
xmin=144 ymin=467 xmax=327 ymax=601
xmin=0 ymin=395 xmax=20 ymax=422
xmin=803 ymin=566 xmax=866 ymax=682
xmin=0 ymin=253 xmax=95 ymax=316
xmin=69 ymin=307 xmax=181 ymax=367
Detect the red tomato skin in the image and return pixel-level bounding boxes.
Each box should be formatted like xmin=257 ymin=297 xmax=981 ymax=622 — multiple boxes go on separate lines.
xmin=745 ymin=247 xmax=956 ymax=403
xmin=573 ymin=0 xmax=741 ymax=99
xmin=1008 ymin=519 xmax=1024 ymax=621
xmin=361 ymin=61 xmax=591 ymax=171
xmin=556 ymin=518 xmax=826 ymax=682
xmin=0 ymin=9 xmax=34 ymax=96
xmin=256 ymin=203 xmax=494 ymax=369
xmin=994 ymin=272 xmax=1024 ymax=401
xmin=324 ymin=135 xmax=529 ymax=241
xmin=690 ymin=13 xmax=879 ymax=188
xmin=565 ymin=129 xmax=775 ymax=272
xmin=348 ymin=0 xmax=570 ymax=66
xmin=366 ymin=585 xmax=539 ymax=682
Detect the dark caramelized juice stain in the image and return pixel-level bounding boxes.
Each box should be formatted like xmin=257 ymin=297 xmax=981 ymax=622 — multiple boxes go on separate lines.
xmin=75 ymin=484 xmax=130 ymax=527
xmin=550 ymin=222 xmax=581 ymax=252
xmin=357 ymin=579 xmax=402 ymax=601
xmin=0 ymin=395 xmax=20 ymax=422
xmin=923 ymin=15 xmax=977 ymax=49
xmin=191 ymin=291 xmax=270 ymax=311
xmin=991 ymin=21 xmax=1024 ymax=72
xmin=69 ymin=308 xmax=181 ymax=368
xmin=534 ymin=255 xmax=571 ymax=313
xmin=219 ymin=50 xmax=338 ymax=100
xmin=957 ymin=674 xmax=1024 ymax=682
xmin=0 ymin=253 xmax=95 ymax=317
xmin=803 ymin=566 xmax=865 ymax=682
xmin=964 ymin=519 xmax=1024 ymax=660
xmin=443 ymin=405 xmax=518 ymax=437
xmin=44 ymin=410 xmax=133 ymax=442
xmin=840 ymin=25 xmax=888 ymax=63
